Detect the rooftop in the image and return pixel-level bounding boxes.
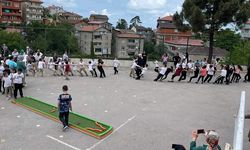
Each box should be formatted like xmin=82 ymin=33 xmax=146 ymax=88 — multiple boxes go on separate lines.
xmin=187 ymin=46 xmax=228 ymax=56
xmin=158 ymin=16 xmax=173 ymax=21
xmin=117 ymin=33 xmax=142 ymax=38
xmin=165 ymin=39 xmax=203 ymax=46
xmin=82 ymin=25 xmax=100 ymax=32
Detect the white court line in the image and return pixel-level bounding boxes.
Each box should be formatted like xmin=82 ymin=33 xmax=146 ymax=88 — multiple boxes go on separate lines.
xmin=86 ymin=115 xmax=136 ymax=150
xmin=46 ymin=135 xmax=81 ymax=150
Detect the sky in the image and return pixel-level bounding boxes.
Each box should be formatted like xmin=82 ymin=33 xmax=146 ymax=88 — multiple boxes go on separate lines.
xmin=42 ymin=0 xmax=184 ymax=29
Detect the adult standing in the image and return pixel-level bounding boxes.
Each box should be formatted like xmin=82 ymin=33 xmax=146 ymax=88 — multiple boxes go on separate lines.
xmin=7 ymin=56 xmax=17 ymax=70
xmin=2 ymin=44 xmax=8 ymax=57
xmin=12 ymin=49 xmax=19 ymax=58
xmin=172 ymin=53 xmax=181 ymax=68
xmin=63 ymin=51 xmax=69 ymax=62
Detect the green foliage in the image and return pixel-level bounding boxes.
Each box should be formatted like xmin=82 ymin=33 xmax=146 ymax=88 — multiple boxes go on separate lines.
xmin=227 ymin=40 xmax=250 ymax=65
xmin=116 ymin=19 xmax=128 ymax=29
xmin=145 ymin=41 xmax=166 ymax=60
xmin=24 ymin=22 xmax=79 ymax=55
xmin=214 ymin=29 xmax=241 ymax=51
xmin=0 ymin=29 xmax=27 ymax=51
xmin=174 ymin=0 xmax=250 ymax=63
xmin=130 ymin=16 xmax=142 ymax=27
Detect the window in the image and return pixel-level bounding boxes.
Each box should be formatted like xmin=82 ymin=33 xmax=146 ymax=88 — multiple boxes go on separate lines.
xmin=95 ymin=48 xmax=102 ymax=53
xmin=128 ymin=45 xmax=136 ymax=49
xmin=128 ymin=39 xmax=135 ymax=43
xmin=93 ymin=42 xmax=102 ymax=46
xmin=2 ymin=2 xmax=11 ymax=6
xmin=94 ymin=35 xmax=102 ymax=39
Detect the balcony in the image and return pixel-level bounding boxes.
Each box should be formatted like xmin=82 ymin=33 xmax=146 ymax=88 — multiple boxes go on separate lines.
xmin=2 ymin=12 xmax=21 ymax=16
xmin=29 ymin=5 xmax=43 ymax=9
xmin=127 ymin=42 xmax=137 ymax=46
xmin=2 ymin=5 xmax=20 ymax=10
xmin=0 ymin=18 xmax=21 ymax=24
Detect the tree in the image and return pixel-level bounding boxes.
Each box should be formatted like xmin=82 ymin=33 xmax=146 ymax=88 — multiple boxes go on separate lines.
xmin=0 ymin=30 xmax=27 ymax=51
xmin=130 ymin=16 xmax=142 ymax=27
xmin=229 ymin=40 xmax=250 ymax=65
xmin=174 ymin=0 xmax=250 ymax=63
xmin=214 ymin=29 xmax=241 ymax=51
xmin=116 ymin=19 xmax=128 ymax=29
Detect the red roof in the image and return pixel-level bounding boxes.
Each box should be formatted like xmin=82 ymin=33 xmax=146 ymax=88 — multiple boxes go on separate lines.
xmin=82 ymin=25 xmax=100 ymax=32
xmin=165 ymin=39 xmax=203 ymax=46
xmin=88 ymin=21 xmax=106 ymax=24
xmin=158 ymin=16 xmax=173 ymax=21
xmin=117 ymin=33 xmax=142 ymax=38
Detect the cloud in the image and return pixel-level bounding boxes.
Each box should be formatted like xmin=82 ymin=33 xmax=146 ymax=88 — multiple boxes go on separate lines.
xmin=127 ymin=0 xmax=167 ymax=10
xmin=89 ymin=9 xmax=111 ymax=17
xmin=43 ymin=0 xmax=77 ymax=8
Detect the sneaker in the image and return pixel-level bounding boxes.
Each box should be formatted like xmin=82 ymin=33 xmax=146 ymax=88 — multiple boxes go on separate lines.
xmin=63 ymin=126 xmax=69 ymax=131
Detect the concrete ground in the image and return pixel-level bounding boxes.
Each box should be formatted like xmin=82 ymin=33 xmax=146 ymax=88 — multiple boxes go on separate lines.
xmin=0 ymin=67 xmax=250 ymax=150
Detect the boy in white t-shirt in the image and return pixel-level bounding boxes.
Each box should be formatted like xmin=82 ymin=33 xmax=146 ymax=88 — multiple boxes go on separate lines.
xmin=13 ymin=69 xmax=24 ymax=99
xmin=88 ymin=61 xmax=94 ymax=76
xmin=140 ymin=64 xmax=148 ymax=78
xmin=130 ymin=60 xmax=139 ymax=78
xmin=37 ymin=59 xmax=45 ymax=77
xmin=48 ymin=59 xmax=57 ymax=76
xmin=3 ymin=72 xmax=12 ymax=100
xmin=78 ymin=59 xmax=88 ymax=76
xmin=113 ymin=58 xmax=120 ymax=75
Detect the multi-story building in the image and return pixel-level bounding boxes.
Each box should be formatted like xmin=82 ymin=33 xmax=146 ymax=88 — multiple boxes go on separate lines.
xmin=0 ymin=0 xmax=22 ymax=24
xmin=88 ymin=14 xmax=112 ymax=31
xmin=21 ymin=0 xmax=43 ymax=24
xmin=60 ymin=11 xmax=82 ymax=24
xmin=47 ymin=5 xmax=64 ymax=15
xmin=241 ymin=20 xmax=250 ymax=39
xmin=114 ymin=29 xmax=144 ymax=58
xmin=156 ymin=16 xmax=192 ymax=44
xmin=78 ymin=25 xmax=112 ymax=56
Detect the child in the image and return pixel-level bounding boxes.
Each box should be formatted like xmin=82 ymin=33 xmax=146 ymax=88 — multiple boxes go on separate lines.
xmin=13 ymin=69 xmax=24 ymax=99
xmin=154 ymin=60 xmax=160 ymax=73
xmin=78 ymin=59 xmax=88 ymax=76
xmin=37 ymin=59 xmax=45 ymax=77
xmin=204 ymin=65 xmax=214 ymax=83
xmin=113 ymin=58 xmax=120 ymax=75
xmin=91 ymin=59 xmax=98 ymax=77
xmin=88 ymin=61 xmax=94 ymax=76
xmin=195 ymin=65 xmax=207 ymax=84
xmin=140 ymin=64 xmax=148 ymax=78
xmin=48 ymin=59 xmax=57 ymax=76
xmin=3 ymin=72 xmax=12 ymax=100
xmin=0 ymin=61 xmax=4 ymax=92
xmin=71 ymin=62 xmax=77 ymax=76
xmin=59 ymin=59 xmax=64 ymax=76
xmin=130 ymin=60 xmax=138 ymax=78
xmin=188 ymin=66 xmax=199 ymax=83
xmin=169 ymin=65 xmax=183 ymax=82
xmin=160 ymin=66 xmax=174 ymax=81
xmin=58 ymin=85 xmax=72 ymax=131
xmin=214 ymin=66 xmax=227 ymax=84
xmin=244 ymin=65 xmax=250 ymax=82
xmin=64 ymin=61 xmax=70 ymax=80
xmin=178 ymin=66 xmax=188 ymax=82
xmin=154 ymin=64 xmax=167 ymax=81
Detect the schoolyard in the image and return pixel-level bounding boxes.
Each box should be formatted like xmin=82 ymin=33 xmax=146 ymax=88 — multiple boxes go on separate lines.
xmin=0 ymin=67 xmax=250 ymax=150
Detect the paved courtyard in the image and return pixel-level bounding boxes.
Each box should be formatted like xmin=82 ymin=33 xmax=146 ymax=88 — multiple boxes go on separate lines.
xmin=0 ymin=67 xmax=250 ymax=150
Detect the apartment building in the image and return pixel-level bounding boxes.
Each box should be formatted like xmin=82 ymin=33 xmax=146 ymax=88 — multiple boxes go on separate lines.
xmin=0 ymin=0 xmax=22 ymax=24
xmin=21 ymin=0 xmax=43 ymax=24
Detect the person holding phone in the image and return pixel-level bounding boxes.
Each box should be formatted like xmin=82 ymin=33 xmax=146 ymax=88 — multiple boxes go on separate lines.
xmin=190 ymin=130 xmax=221 ymax=150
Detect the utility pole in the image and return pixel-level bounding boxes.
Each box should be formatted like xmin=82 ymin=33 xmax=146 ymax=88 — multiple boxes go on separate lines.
xmin=185 ymin=36 xmax=190 ymax=62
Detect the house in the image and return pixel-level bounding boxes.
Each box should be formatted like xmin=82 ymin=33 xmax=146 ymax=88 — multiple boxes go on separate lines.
xmin=156 ymin=16 xmax=192 ymax=44
xmin=114 ymin=29 xmax=144 ymax=58
xmin=179 ymin=46 xmax=228 ymax=61
xmin=0 ymin=0 xmax=22 ymax=24
xmin=165 ymin=38 xmax=204 ymax=51
xmin=88 ymin=14 xmax=112 ymax=31
xmin=47 ymin=5 xmax=64 ymax=15
xmin=21 ymin=0 xmax=43 ymax=24
xmin=131 ymin=25 xmax=155 ymax=41
xmin=78 ymin=25 xmax=112 ymax=56
xmin=60 ymin=11 xmax=82 ymax=24
xmin=241 ymin=20 xmax=250 ymax=39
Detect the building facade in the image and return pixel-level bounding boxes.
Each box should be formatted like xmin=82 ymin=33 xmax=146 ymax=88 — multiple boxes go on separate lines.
xmin=47 ymin=5 xmax=64 ymax=15
xmin=78 ymin=26 xmax=112 ymax=56
xmin=156 ymin=16 xmax=192 ymax=44
xmin=60 ymin=11 xmax=82 ymax=24
xmin=241 ymin=20 xmax=250 ymax=39
xmin=88 ymin=14 xmax=112 ymax=31
xmin=0 ymin=0 xmax=22 ymax=24
xmin=21 ymin=0 xmax=43 ymax=24
xmin=114 ymin=29 xmax=144 ymax=58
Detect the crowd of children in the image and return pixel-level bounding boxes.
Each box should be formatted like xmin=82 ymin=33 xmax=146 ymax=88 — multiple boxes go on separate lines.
xmin=1 ymin=45 xmax=250 ymax=101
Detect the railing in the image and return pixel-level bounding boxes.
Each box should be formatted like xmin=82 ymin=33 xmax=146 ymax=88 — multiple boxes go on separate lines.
xmin=233 ymin=91 xmax=246 ymax=150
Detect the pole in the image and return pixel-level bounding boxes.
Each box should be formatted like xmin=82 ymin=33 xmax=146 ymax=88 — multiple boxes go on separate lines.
xmin=185 ymin=36 xmax=189 ymax=62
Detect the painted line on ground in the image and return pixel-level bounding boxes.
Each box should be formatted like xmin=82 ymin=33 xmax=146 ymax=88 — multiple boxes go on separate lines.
xmin=86 ymin=115 xmax=136 ymax=150
xmin=46 ymin=135 xmax=81 ymax=150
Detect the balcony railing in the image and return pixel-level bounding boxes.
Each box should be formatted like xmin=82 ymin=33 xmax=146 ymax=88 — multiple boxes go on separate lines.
xmin=2 ymin=5 xmax=20 ymax=10
xmin=2 ymin=12 xmax=21 ymax=16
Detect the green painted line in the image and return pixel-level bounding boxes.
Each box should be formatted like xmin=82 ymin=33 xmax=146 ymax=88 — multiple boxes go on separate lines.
xmin=13 ymin=97 xmax=113 ymax=139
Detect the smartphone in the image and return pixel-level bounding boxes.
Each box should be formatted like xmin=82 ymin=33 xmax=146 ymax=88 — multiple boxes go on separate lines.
xmin=197 ymin=129 xmax=205 ymax=134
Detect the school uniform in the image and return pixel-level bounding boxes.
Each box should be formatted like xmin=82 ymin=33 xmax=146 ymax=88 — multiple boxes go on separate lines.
xmin=154 ymin=67 xmax=167 ymax=81
xmin=204 ymin=67 xmax=214 ymax=83
xmin=214 ymin=69 xmax=227 ymax=84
